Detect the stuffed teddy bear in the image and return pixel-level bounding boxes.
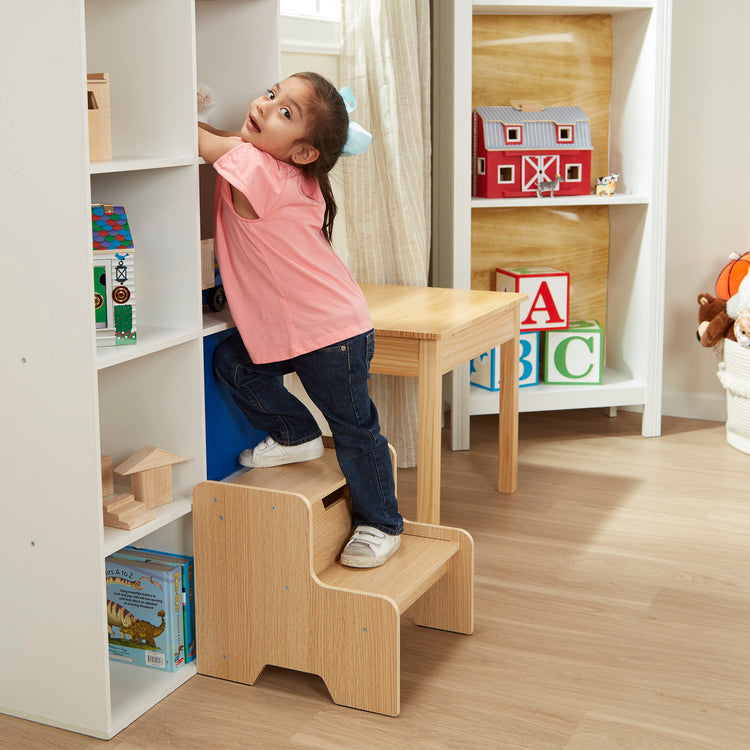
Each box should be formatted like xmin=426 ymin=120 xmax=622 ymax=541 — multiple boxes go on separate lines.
xmin=697 ymin=292 xmax=735 ymax=349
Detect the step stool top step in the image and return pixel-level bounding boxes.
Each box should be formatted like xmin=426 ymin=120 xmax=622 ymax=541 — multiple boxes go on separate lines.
xmin=231 ymin=448 xmax=347 ymax=504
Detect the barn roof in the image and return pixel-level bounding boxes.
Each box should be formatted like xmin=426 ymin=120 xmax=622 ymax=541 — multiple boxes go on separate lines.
xmin=475 ymin=106 xmax=592 ymax=151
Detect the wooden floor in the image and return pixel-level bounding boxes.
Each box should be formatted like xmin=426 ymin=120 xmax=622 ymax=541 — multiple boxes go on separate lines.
xmin=3 ymin=410 xmax=750 ymax=749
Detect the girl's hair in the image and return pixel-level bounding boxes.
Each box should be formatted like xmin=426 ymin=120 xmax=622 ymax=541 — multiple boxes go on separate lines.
xmin=292 ymin=72 xmax=349 ymax=243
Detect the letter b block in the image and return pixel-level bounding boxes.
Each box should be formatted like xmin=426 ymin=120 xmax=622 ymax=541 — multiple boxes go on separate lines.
xmin=544 ymin=320 xmax=604 ymax=385
xmin=496 ymin=266 xmax=569 ymax=332
xmin=470 ymin=331 xmax=540 ymax=390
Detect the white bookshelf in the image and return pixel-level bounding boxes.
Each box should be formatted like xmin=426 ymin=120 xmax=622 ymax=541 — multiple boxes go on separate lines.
xmin=1 ymin=0 xmax=278 ymax=739
xmin=432 ymin=0 xmax=672 ymax=447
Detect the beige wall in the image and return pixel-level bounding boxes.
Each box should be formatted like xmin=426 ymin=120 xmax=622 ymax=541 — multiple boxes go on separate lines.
xmin=663 ymin=0 xmax=750 ymax=420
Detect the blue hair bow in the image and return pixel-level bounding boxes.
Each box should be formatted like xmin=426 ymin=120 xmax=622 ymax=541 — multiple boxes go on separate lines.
xmin=339 ymin=86 xmax=372 ymax=157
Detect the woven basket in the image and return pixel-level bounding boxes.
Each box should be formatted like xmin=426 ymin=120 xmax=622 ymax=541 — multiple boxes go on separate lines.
xmin=717 ymin=338 xmax=750 ymax=453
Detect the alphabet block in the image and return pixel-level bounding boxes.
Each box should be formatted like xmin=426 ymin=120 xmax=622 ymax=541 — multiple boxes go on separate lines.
xmin=544 ymin=320 xmax=603 ymax=385
xmin=470 ymin=331 xmax=540 ymax=390
xmin=496 ymin=266 xmax=569 ymax=332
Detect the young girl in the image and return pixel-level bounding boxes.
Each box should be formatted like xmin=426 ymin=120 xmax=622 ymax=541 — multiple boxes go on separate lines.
xmin=198 ymin=72 xmax=403 ymax=568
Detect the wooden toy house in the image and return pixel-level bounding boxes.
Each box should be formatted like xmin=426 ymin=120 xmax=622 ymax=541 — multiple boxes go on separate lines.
xmin=92 ymin=204 xmax=136 ymax=347
xmin=472 ymin=105 xmax=592 ymax=198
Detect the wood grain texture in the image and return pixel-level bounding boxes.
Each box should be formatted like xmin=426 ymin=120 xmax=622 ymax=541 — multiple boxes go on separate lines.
xmin=362 ymin=283 xmax=526 ymax=522
xmin=472 ymin=14 xmax=613 ymax=332
xmin=191 ymin=446 xmax=473 ymax=718
xmin=5 ymin=411 xmax=750 ymax=748
xmin=473 ymin=14 xmax=612 ymax=186
xmin=472 ymin=205 xmax=610 ymax=330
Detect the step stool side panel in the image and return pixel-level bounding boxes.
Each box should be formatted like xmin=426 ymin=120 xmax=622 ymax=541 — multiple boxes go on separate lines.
xmin=311 ymin=585 xmax=401 ymax=716
xmin=193 ymin=481 xmax=317 ymax=682
xmin=403 ymin=521 xmax=475 ymax=634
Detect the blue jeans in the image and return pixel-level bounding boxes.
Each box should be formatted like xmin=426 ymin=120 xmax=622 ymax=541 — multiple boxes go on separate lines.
xmin=213 ymin=330 xmax=403 ymax=536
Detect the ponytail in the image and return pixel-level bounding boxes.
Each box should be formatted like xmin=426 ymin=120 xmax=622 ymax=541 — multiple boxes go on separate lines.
xmin=291 ymin=72 xmax=349 ymax=244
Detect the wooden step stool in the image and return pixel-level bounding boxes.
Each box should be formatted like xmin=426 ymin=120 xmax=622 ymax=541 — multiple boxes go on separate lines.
xmin=192 ymin=444 xmax=473 ymax=716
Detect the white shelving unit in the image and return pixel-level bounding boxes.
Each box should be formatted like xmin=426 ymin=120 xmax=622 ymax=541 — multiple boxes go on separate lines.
xmin=1 ymin=0 xmax=278 ymax=739
xmin=432 ymin=0 xmax=672 ymax=447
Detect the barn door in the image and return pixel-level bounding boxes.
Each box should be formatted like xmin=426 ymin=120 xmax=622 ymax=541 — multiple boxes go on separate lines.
xmin=522 ymin=155 xmax=560 ymax=192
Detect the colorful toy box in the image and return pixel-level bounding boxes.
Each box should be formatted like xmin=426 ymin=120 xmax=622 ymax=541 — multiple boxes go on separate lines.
xmin=92 ymin=204 xmax=136 ymax=346
xmin=496 ymin=265 xmax=569 ymax=332
xmin=543 ymin=320 xmax=604 ymax=385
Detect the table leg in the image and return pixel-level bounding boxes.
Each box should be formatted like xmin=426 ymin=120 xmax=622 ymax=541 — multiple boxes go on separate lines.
xmin=498 ymin=331 xmax=520 ymax=494
xmin=416 ymin=340 xmax=442 ymax=525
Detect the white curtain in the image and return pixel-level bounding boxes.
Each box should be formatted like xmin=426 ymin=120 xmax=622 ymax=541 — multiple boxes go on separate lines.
xmin=340 ymin=0 xmax=431 ymax=467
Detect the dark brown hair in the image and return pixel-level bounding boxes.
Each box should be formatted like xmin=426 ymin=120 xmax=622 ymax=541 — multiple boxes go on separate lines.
xmin=292 ymin=72 xmax=349 ymax=243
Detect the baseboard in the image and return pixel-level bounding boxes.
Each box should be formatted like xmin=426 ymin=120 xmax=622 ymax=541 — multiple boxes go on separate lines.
xmin=661 ymin=389 xmax=726 ymax=423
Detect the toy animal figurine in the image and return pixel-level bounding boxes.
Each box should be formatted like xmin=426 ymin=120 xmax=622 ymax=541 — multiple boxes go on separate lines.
xmin=595 ymin=173 xmax=619 ymax=197
xmin=536 ymin=174 xmax=561 ymax=198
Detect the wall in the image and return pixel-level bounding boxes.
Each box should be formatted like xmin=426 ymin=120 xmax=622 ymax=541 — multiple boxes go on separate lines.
xmin=663 ymin=0 xmax=750 ymax=421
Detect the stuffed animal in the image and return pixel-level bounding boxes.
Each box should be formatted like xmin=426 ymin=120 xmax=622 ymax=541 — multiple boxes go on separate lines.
xmin=697 ymin=292 xmax=735 ymax=348
xmin=197 ymin=81 xmax=216 ymax=124
xmin=727 ymin=275 xmax=750 ymax=347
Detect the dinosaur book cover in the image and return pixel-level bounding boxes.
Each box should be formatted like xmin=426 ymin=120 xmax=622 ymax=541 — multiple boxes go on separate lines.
xmin=105 ymin=556 xmax=185 ymax=672
xmin=116 ymin=546 xmax=196 ymax=664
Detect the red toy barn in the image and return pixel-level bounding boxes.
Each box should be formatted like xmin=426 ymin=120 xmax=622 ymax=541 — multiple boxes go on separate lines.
xmin=472 ymin=105 xmax=592 ymax=198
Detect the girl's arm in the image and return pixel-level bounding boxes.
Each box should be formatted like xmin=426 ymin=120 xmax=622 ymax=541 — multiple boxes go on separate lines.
xmin=198 ymin=125 xmax=242 ymax=164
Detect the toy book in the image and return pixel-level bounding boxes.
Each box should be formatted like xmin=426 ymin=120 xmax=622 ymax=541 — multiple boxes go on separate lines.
xmin=114 ymin=547 xmax=196 ymax=663
xmin=105 ymin=556 xmax=185 ymax=671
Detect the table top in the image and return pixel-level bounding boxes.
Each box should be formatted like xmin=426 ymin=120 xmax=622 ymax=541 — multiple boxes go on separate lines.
xmin=360 ymin=283 xmax=526 ymax=341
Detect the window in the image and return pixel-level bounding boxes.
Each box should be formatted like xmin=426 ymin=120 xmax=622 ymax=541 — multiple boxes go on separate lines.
xmin=498 ymin=165 xmax=514 ymax=184
xmin=557 ymin=125 xmax=574 ymax=143
xmin=505 ymin=125 xmax=522 ymax=144
xmin=280 ymin=0 xmax=341 ymax=54
xmin=565 ymin=164 xmax=582 ymax=182
xmin=477 ymin=158 xmax=486 ymax=176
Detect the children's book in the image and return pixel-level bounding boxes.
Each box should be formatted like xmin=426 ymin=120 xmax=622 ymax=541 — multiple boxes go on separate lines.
xmin=105 ymin=556 xmax=185 ymax=671
xmin=115 ymin=547 xmax=196 ymax=663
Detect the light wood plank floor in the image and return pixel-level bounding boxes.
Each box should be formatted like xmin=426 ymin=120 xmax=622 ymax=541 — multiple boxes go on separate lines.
xmin=3 ymin=410 xmax=749 ymax=749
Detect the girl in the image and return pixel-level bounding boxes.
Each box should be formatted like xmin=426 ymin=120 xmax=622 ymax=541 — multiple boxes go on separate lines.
xmin=198 ymin=72 xmax=403 ymax=568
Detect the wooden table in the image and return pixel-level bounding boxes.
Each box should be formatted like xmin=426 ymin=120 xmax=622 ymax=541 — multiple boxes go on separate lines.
xmin=361 ymin=284 xmax=526 ymax=525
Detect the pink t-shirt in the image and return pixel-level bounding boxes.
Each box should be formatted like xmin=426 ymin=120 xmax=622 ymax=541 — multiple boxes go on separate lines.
xmin=213 ymin=142 xmax=372 ymax=364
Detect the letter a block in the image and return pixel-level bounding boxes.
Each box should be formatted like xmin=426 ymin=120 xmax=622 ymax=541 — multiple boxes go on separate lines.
xmin=544 ymin=320 xmax=604 ymax=385
xmin=495 ymin=266 xmax=569 ymax=332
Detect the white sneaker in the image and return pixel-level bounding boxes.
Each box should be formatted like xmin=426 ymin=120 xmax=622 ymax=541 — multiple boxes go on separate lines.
xmin=340 ymin=526 xmax=401 ymax=568
xmin=238 ymin=436 xmax=324 ymax=468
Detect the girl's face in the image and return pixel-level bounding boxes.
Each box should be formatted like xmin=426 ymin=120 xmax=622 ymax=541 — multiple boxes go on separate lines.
xmin=240 ymin=76 xmax=319 ymax=166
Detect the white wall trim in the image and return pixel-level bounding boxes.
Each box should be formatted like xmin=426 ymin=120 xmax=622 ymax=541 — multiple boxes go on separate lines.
xmin=280 ymin=14 xmax=341 ymax=55
xmin=661 ymin=389 xmax=726 ymax=423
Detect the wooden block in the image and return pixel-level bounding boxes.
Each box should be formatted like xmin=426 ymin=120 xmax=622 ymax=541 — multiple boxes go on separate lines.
xmin=115 ymin=446 xmax=190 ymax=508
xmin=496 ymin=265 xmax=569 ymax=332
xmin=101 ymin=454 xmax=114 ymax=496
xmin=102 ymin=493 xmax=156 ymax=530
xmin=544 ymin=320 xmax=603 ymax=385
xmin=201 ymin=239 xmax=215 ymax=290
xmin=87 ymin=73 xmax=111 ymax=161
xmin=130 ymin=465 xmax=173 ymax=509
xmin=470 ymin=330 xmax=539 ymax=390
